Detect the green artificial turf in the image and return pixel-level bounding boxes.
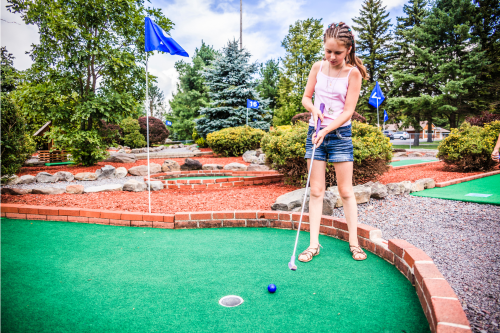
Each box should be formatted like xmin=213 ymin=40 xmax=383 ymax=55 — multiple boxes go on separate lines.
xmin=390 ymin=159 xmax=438 ymax=167
xmin=166 ymin=176 xmax=251 ymax=181
xmin=412 ymin=174 xmax=500 ymax=205
xmin=1 ymin=219 xmax=430 ymax=333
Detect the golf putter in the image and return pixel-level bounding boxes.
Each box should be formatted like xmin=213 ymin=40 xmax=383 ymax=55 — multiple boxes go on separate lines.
xmin=288 ymin=103 xmax=325 ymax=271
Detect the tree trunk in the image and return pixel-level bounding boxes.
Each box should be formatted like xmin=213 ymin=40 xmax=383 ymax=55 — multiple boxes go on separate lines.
xmin=427 ymin=116 xmax=433 ymax=142
xmin=450 ymin=113 xmax=456 ymax=129
xmin=413 ymin=115 xmax=420 ymax=146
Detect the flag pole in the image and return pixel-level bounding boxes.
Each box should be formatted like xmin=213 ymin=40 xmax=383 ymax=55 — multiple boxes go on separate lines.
xmin=377 ymin=98 xmax=380 ymax=128
xmin=146 ymin=52 xmax=151 ymax=214
xmin=246 ymin=107 xmax=248 ymax=126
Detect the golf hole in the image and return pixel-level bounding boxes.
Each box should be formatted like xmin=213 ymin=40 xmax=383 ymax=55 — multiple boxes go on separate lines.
xmin=219 ymin=295 xmax=244 ymax=307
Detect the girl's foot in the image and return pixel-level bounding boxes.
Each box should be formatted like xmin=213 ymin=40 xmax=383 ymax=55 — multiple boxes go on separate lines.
xmin=349 ymin=245 xmax=367 ymax=261
xmin=298 ymin=244 xmax=322 ymax=262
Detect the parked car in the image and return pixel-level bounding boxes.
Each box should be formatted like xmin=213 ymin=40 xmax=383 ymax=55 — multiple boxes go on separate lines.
xmin=394 ymin=131 xmax=410 ymax=140
xmin=383 ymin=130 xmax=394 ymax=140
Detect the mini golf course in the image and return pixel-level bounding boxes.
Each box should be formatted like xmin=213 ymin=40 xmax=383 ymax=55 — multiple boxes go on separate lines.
xmin=412 ymin=174 xmax=500 ymax=205
xmin=1 ymin=218 xmax=430 ymax=333
xmin=390 ymin=159 xmax=438 ymax=167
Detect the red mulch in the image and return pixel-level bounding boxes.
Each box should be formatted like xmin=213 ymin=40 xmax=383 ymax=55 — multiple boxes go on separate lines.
xmin=199 ymin=148 xmax=213 ymax=152
xmin=1 ymin=184 xmax=299 ymax=213
xmin=16 ymin=157 xmax=248 ymax=177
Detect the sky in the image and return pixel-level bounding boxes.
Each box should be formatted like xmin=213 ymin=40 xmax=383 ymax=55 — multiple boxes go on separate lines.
xmin=1 ymin=0 xmax=406 ymax=107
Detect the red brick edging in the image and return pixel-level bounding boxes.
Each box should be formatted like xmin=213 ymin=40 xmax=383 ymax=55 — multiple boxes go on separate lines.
xmin=0 ymin=203 xmax=471 ymax=333
xmin=145 ymin=170 xmax=283 ymax=190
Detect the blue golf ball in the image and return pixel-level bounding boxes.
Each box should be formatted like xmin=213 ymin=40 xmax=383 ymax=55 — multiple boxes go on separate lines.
xmin=268 ymin=284 xmax=277 ymax=293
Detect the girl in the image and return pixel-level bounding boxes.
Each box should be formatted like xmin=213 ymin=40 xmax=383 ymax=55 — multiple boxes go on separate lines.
xmin=299 ymin=22 xmax=369 ymax=262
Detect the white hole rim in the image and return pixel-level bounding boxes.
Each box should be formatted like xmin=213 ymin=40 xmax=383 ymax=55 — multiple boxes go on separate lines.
xmin=218 ymin=295 xmax=244 ymax=307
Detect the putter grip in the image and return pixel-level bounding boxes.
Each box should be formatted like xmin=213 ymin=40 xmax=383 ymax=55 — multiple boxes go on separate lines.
xmin=315 ymin=103 xmax=325 ymax=136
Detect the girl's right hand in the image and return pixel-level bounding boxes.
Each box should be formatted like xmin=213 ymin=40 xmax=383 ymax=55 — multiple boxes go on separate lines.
xmin=311 ymin=107 xmax=324 ymax=129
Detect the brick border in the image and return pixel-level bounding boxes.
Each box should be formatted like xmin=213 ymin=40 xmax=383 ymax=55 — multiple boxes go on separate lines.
xmin=0 ymin=203 xmax=471 ymax=333
xmin=435 ymin=169 xmax=500 ymax=187
xmin=145 ymin=170 xmax=283 ymax=190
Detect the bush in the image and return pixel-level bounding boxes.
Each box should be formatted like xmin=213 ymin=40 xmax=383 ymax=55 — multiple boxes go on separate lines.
xmin=61 ymin=129 xmax=109 ymax=166
xmin=207 ymin=126 xmax=266 ymax=157
xmin=138 ymin=116 xmax=169 ymax=145
xmin=98 ymin=119 xmax=123 ymax=146
xmin=0 ymin=94 xmax=36 ymax=175
xmin=291 ymin=111 xmax=367 ymax=125
xmin=192 ymin=127 xmax=208 ymax=148
xmin=120 ymin=118 xmax=147 ymax=148
xmin=437 ymin=121 xmax=500 ymax=172
xmin=465 ymin=111 xmax=500 ymax=127
xmin=261 ymin=121 xmax=392 ymax=186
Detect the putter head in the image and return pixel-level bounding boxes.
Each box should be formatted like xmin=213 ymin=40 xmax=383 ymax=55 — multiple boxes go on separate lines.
xmin=288 ymin=256 xmax=297 ymax=271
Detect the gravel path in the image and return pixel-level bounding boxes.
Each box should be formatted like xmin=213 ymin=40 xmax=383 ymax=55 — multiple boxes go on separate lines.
xmin=2 ymin=175 xmax=146 ymax=190
xmin=331 ymin=195 xmax=500 ymax=333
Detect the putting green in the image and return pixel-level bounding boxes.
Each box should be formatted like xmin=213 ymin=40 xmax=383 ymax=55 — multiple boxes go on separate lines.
xmin=166 ymin=176 xmax=251 ymax=181
xmin=390 ymin=159 xmax=438 ymax=167
xmin=1 ymin=218 xmax=430 ymax=333
xmin=412 ymin=174 xmax=500 ymax=205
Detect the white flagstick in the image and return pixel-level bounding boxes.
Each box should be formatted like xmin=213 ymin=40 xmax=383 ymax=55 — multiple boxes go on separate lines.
xmin=146 ymin=52 xmax=151 ymax=214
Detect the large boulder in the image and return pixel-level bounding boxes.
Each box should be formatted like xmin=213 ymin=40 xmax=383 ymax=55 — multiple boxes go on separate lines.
xmin=131 ymin=148 xmax=144 ymax=154
xmin=127 ymin=163 xmax=162 ymax=176
xmin=146 ymin=181 xmax=164 ymax=191
xmin=35 ymin=172 xmax=58 ymax=183
xmin=247 ymin=164 xmax=270 ymax=171
xmin=410 ymin=182 xmax=425 ymax=193
xmin=2 ymin=175 xmax=19 ymax=185
xmin=415 ymin=178 xmax=435 ymax=189
xmin=223 ymin=163 xmax=248 ymax=171
xmin=202 ymin=164 xmax=223 ymax=170
xmin=74 ymin=172 xmax=98 ymax=181
xmin=180 ymin=158 xmax=202 ymax=171
xmin=103 ymin=153 xmax=137 ymax=163
xmin=66 ymin=185 xmax=84 ymax=194
xmin=400 ymin=181 xmax=412 ymax=195
xmin=17 ymin=175 xmax=36 ymax=184
xmin=95 ymin=165 xmax=116 ymax=180
xmin=123 ymin=179 xmax=147 ymax=192
xmin=369 ymin=182 xmax=388 ymax=199
xmin=24 ymin=157 xmax=45 ymax=166
xmin=162 ymin=160 xmax=181 ymax=172
xmin=393 ymin=152 xmax=407 ymax=157
xmin=84 ymin=184 xmax=123 ymax=193
xmin=304 ymin=191 xmax=339 ymax=215
xmin=31 ymin=187 xmax=65 ymax=195
xmin=386 ymin=183 xmax=402 ymax=196
xmin=271 ymin=188 xmax=309 ymax=211
xmin=326 ymin=185 xmax=371 ymax=207
xmin=115 ymin=167 xmax=128 ymax=178
xmin=1 ymin=188 xmax=32 ymax=195
xmin=242 ymin=150 xmax=266 ymax=165
xmin=408 ymin=152 xmax=424 ymax=157
xmin=54 ymin=171 xmax=74 ymax=182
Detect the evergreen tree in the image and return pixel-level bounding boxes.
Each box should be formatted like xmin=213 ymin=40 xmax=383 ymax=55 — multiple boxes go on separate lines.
xmin=195 ymin=40 xmax=272 ymax=138
xmin=273 ymin=18 xmax=323 ymax=126
xmin=256 ymin=59 xmax=280 ymax=110
xmin=147 ymin=83 xmax=167 ymax=119
xmin=167 ymin=41 xmax=217 ymax=140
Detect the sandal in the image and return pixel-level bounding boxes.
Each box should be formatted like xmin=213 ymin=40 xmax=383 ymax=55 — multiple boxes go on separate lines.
xmin=298 ymin=244 xmax=322 ymax=262
xmin=350 ymin=245 xmax=367 ymax=261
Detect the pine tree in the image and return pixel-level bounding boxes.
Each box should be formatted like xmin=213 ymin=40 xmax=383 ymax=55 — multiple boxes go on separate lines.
xmin=147 ymin=84 xmax=167 ymax=119
xmin=256 ymin=59 xmax=280 ymax=110
xmin=167 ymin=41 xmax=217 ymax=140
xmin=195 ymin=40 xmax=272 ymax=138
xmin=273 ymin=18 xmax=323 ymax=126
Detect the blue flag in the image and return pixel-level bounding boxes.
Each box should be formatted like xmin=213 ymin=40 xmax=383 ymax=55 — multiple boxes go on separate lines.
xmin=165 ymin=120 xmax=172 ymax=126
xmin=145 ymin=17 xmax=189 ymax=57
xmin=383 ymin=110 xmax=388 ymax=122
xmin=368 ymin=81 xmax=385 ymax=108
xmin=247 ymin=99 xmax=259 ymax=109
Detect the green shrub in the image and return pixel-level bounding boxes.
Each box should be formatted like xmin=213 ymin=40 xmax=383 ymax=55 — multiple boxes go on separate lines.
xmin=437 ymin=121 xmax=500 ymax=171
xmin=120 ymin=117 xmax=147 ymax=148
xmin=60 ymin=129 xmax=109 ymax=166
xmin=207 ymin=126 xmax=266 ymax=157
xmin=261 ymin=121 xmax=393 ymax=186
xmin=192 ymin=127 xmax=208 ymax=148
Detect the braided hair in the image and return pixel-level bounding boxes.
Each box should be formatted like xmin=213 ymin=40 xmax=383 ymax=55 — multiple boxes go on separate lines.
xmin=323 ymin=22 xmax=369 ymax=80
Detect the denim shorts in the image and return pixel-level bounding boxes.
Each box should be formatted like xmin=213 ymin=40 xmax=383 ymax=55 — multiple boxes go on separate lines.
xmin=304 ymin=125 xmax=354 ymax=163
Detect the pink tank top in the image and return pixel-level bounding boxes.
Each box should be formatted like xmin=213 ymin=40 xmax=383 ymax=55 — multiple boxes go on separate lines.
xmin=308 ymin=61 xmax=356 ymax=128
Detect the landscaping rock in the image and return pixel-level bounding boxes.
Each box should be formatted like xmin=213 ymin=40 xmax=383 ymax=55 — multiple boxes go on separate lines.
xmin=162 ymin=160 xmax=181 ymax=172
xmin=408 ymin=152 xmax=424 ymax=157
xmin=2 ymin=175 xmax=19 ymax=185
xmin=115 ymin=167 xmax=128 ymax=178
xmin=1 ymin=188 xmax=32 ymax=195
xmin=304 ymin=190 xmax=338 ymax=215
xmin=84 ymin=184 xmax=123 ymax=193
xmin=416 ymin=178 xmax=436 ymax=189
xmin=103 ymin=153 xmax=137 ymax=163
xmin=326 ymin=185 xmax=371 ymax=207
xmin=66 ymin=185 xmax=84 ymax=194
xmin=193 ymin=149 xmax=202 ymax=153
xmin=95 ymin=165 xmax=116 ymax=180
xmin=247 ymin=164 xmax=270 ymax=171
xmin=74 ymin=172 xmax=98 ymax=181
xmin=424 ymin=152 xmax=436 ymax=157
xmin=393 ymin=152 xmax=408 ymax=157
xmin=146 ymin=181 xmax=164 ymax=191
xmin=271 ymin=188 xmax=309 ymax=211
xmin=410 ymin=182 xmax=425 ymax=193
xmin=400 ymin=181 xmax=412 ymax=195
xmin=370 ymin=182 xmax=388 ymax=199
xmin=386 ymin=183 xmax=402 ymax=195
xmin=128 ymin=163 xmax=162 ymax=176
xmin=325 ymin=186 xmax=343 ymax=207
xmin=35 ymin=172 xmax=58 ymax=183
xmin=17 ymin=175 xmax=36 ymax=184
xmin=123 ymin=179 xmax=147 ymax=192
xmin=131 ymin=148 xmax=143 ymax=154
xmin=32 ymin=187 xmax=65 ymax=195
xmin=202 ymin=164 xmax=223 ymax=170
xmin=180 ymin=158 xmax=202 ymax=171
xmin=24 ymin=157 xmax=45 ymax=166
xmin=224 ymin=162 xmax=248 ymax=171
xmin=54 ymin=171 xmax=74 ymax=182
xmin=242 ymin=150 xmax=266 ymax=164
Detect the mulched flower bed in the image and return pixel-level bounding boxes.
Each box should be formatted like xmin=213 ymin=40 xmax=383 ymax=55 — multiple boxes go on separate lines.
xmin=1 ymin=184 xmax=299 ymax=213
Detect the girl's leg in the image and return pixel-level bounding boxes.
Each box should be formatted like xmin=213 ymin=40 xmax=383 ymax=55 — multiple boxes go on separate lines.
xmin=306 ymin=158 xmax=326 ymax=247
xmin=333 ymin=161 xmax=359 ymax=247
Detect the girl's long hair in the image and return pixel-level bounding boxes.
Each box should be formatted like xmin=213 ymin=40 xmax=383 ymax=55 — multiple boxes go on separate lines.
xmin=324 ymin=22 xmax=369 ymax=80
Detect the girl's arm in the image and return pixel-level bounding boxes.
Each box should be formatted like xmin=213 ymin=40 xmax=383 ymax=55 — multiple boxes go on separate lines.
xmin=302 ymin=61 xmax=324 ymax=128
xmin=492 ymin=133 xmax=500 ymax=160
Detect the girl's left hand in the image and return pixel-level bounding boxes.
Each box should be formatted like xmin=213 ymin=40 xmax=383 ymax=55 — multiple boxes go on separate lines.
xmin=312 ymin=129 xmax=327 ymax=147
